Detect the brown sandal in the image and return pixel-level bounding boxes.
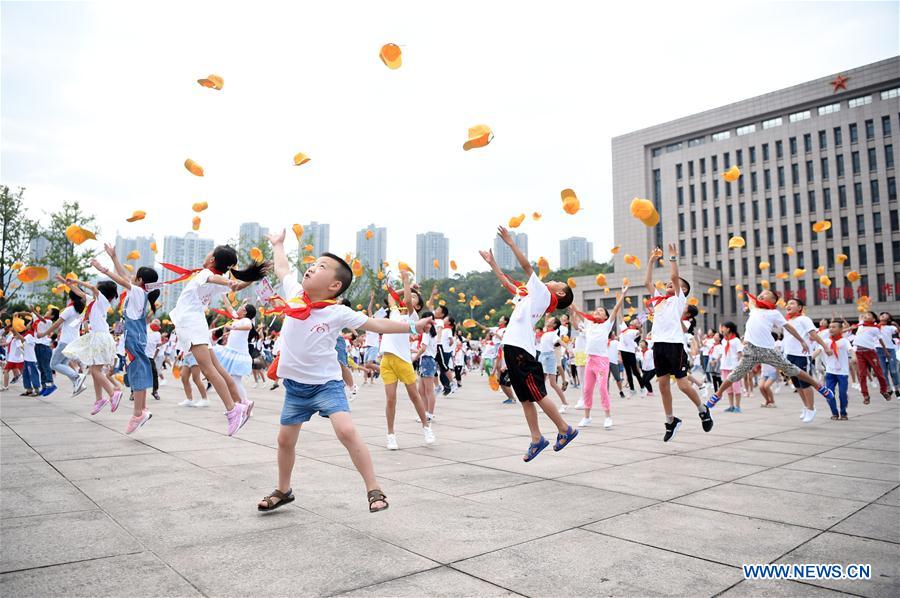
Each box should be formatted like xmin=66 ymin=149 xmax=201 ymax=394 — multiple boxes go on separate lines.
xmin=830 ymin=415 xmax=839 ymax=420
xmin=368 ymin=489 xmax=389 ymax=513
xmin=863 ymin=397 xmax=870 ymax=405
xmin=258 ymin=489 xmax=294 ymax=512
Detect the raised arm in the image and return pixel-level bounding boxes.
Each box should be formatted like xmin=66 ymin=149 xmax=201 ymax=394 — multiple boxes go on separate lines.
xmin=645 ymin=247 xmax=662 ymax=294
xmin=401 ymin=269 xmax=413 ymax=311
xmin=809 ymin=329 xmax=833 ymax=356
xmin=497 ymin=226 xmax=532 ymax=277
xmin=425 ymin=286 xmax=438 ymax=311
xmin=667 ymin=243 xmax=681 ymax=292
xmin=479 ymin=248 xmax=516 ymax=290
xmin=609 ymin=286 xmax=629 ymax=321
xmin=368 ymin=290 xmax=376 ymax=315
xmin=361 ymin=315 xmax=434 ymax=335
xmin=57 ymin=274 xmax=87 ymax=299
xmin=91 ymin=258 xmax=132 ymax=290
xmin=104 ymin=243 xmax=132 ymax=284
xmin=265 ymin=229 xmax=291 ymax=281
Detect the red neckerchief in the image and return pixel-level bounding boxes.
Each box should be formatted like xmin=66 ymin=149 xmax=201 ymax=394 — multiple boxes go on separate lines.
xmin=84 ymin=300 xmax=96 ymax=319
xmin=746 ymin=293 xmax=775 ymax=309
xmin=503 ymin=274 xmax=558 ymax=313
xmin=211 ymin=308 xmax=235 ymax=320
xmin=149 ymin=323 xmax=161 ymax=332
xmin=830 ymin=334 xmax=841 ymax=357
xmin=117 ymin=290 xmax=128 ymax=311
xmin=266 ymin=293 xmax=337 ymax=321
xmin=386 ymin=286 xmax=406 ymax=308
xmin=859 ymin=322 xmax=879 ymax=328
xmin=577 ymin=310 xmax=607 ymax=324
xmin=641 ymin=347 xmax=649 ymax=357
xmin=647 ymin=292 xmax=674 ymax=308
xmin=723 ymin=333 xmax=736 ymax=356
xmin=498 ymin=323 xmax=506 ymax=329
xmin=161 ymin=263 xmax=224 ymax=285
xmin=786 ymin=312 xmax=801 ymax=320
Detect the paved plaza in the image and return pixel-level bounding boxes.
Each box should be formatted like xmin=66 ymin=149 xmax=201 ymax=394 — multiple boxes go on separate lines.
xmin=1 ymin=375 xmax=898 ymax=597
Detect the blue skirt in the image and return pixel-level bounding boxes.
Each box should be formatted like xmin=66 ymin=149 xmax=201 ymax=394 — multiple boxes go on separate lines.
xmin=214 ymin=345 xmax=252 ymax=377
xmin=127 ymin=353 xmax=154 ymax=391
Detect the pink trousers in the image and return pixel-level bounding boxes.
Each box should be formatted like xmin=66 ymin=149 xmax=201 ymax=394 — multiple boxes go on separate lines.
xmin=582 ymin=354 xmax=610 ymax=411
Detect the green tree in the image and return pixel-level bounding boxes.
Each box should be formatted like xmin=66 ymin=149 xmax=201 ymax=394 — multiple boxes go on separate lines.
xmin=30 ymin=201 xmax=100 ymax=306
xmin=0 ymin=186 xmax=40 ymax=306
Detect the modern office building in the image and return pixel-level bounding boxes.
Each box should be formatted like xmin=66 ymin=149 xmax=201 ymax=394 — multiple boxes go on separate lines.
xmin=572 ymin=57 xmax=900 ymax=328
xmin=303 ymin=221 xmax=330 ymax=257
xmin=494 ymin=232 xmax=528 ymax=271
xmin=238 ymin=222 xmax=269 ymax=247
xmin=355 ymin=224 xmax=387 ymax=275
xmin=114 ymin=235 xmax=157 ymax=271
xmin=416 ymin=232 xmax=450 ymax=280
xmin=159 ymin=232 xmax=214 ymax=312
xmin=560 ymin=236 xmax=594 ymax=269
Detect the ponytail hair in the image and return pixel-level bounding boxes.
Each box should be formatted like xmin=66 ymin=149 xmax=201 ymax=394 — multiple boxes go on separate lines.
xmin=231 ymin=260 xmax=270 ymax=282
xmin=211 ymin=245 xmax=270 ymax=282
xmin=97 ymin=281 xmax=118 ymax=303
xmin=148 ymin=289 xmax=160 ymax=314
xmin=69 ymin=289 xmax=86 ymax=314
xmin=244 ymin=304 xmax=257 ymax=320
xmin=419 ymin=310 xmax=437 ymax=337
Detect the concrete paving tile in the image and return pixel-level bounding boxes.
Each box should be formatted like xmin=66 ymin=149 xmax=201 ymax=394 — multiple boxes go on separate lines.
xmin=454 ymin=528 xmax=741 ymax=596
xmin=169 ymin=444 xmax=278 ymax=468
xmin=336 ymin=566 xmax=517 ymax=597
xmin=737 ymin=468 xmax=898 ymax=502
xmin=585 ymin=502 xmax=820 ymax=567
xmin=727 ymin=438 xmax=835 ymax=456
xmin=404 ymin=439 xmax=523 ymax=462
xmin=674 ymin=483 xmax=868 ymax=529
xmin=37 ymin=439 xmax=160 ymax=462
xmin=383 ymin=462 xmax=540 ymax=496
xmin=51 ymin=452 xmax=201 ymax=482
xmin=831 ymin=504 xmax=900 ymax=543
xmin=465 ymin=479 xmax=657 ymax=527
xmin=318 ymin=447 xmax=455 ymax=474
xmin=600 ymin=435 xmax=712 ymax=454
xmin=557 ymin=442 xmax=662 ymax=465
xmin=876 ymin=486 xmax=900 ymax=506
xmin=616 ymin=454 xmax=767 ymax=482
xmin=1 ymin=510 xmax=141 ymax=573
xmin=685 ymin=446 xmax=805 ymax=467
xmin=818 ymin=447 xmax=900 ymax=465
xmin=847 ymin=433 xmax=900 ymax=452
xmin=782 ymin=456 xmax=900 ymax=482
xmin=777 ymin=533 xmax=900 ymax=597
xmin=0 ymin=552 xmax=202 ymax=597
xmin=558 ymin=467 xmax=722 ymax=500
xmin=0 ymin=443 xmax=44 ymax=463
xmin=719 ymin=580 xmax=851 ymax=597
xmin=1 ymin=479 xmax=97 ymax=519
xmin=0 ymin=460 xmax=67 ymax=488
xmin=468 ymin=452 xmax=609 ymax=479
xmin=161 ymin=520 xmax=437 ymax=596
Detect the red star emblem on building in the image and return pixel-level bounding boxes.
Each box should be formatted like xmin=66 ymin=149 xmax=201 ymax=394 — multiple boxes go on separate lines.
xmin=831 ymin=74 xmax=849 ymax=93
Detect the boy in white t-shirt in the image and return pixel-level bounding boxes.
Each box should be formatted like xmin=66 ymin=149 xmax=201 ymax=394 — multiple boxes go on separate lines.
xmin=851 ymin=311 xmax=892 ymax=403
xmin=258 ymin=229 xmax=434 ymax=514
xmin=480 ymin=226 xmax=577 ymax=462
xmin=644 ymin=245 xmax=713 ymax=442
xmin=708 ymin=289 xmax=835 ymax=408
xmin=813 ymin=320 xmax=852 ymax=419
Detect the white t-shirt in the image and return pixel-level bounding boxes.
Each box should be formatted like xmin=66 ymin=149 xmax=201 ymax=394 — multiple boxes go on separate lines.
xmin=364 ymin=329 xmax=380 ymax=348
xmin=86 ymin=293 xmax=111 ymax=334
xmin=881 ymin=325 xmax=897 ymax=348
xmin=170 ymin=269 xmax=228 ymax=322
xmin=639 ymin=347 xmax=655 ymax=371
xmin=619 ymin=328 xmax=640 ymax=353
xmin=782 ymin=315 xmax=815 ymax=356
xmin=822 ymin=337 xmax=851 ymax=375
xmin=573 ymin=324 xmax=586 ymax=352
xmin=701 ymin=337 xmax=715 ymax=356
xmin=34 ymin=319 xmax=52 ymax=346
xmin=607 ymin=339 xmax=620 ymax=363
xmin=648 ymin=290 xmax=687 ymax=344
xmin=380 ymin=308 xmax=417 ymax=363
xmin=720 ymin=336 xmax=744 ymax=370
xmin=421 ymin=333 xmax=438 ymax=358
xmin=58 ymin=305 xmax=82 ymax=345
xmin=23 ymin=334 xmax=37 ymax=362
xmin=276 ymin=274 xmax=368 ymax=384
xmin=558 ymin=324 xmax=569 ymax=341
xmin=125 ymin=285 xmax=147 ymax=321
xmin=145 ymin=328 xmax=162 ymax=358
xmin=852 ymin=325 xmax=882 ymax=350
xmin=501 ymin=272 xmax=551 ymax=357
xmin=708 ymin=343 xmax=724 ymax=364
xmin=5 ymin=335 xmax=24 ymax=363
xmin=744 ymin=308 xmax=787 ymax=349
xmin=482 ymin=341 xmax=498 ymax=360
xmin=226 ymin=318 xmax=251 ymax=352
xmin=453 ymin=345 xmax=466 ymax=366
xmin=538 ymin=329 xmax=559 ymax=353
xmin=116 ymin=334 xmax=126 ymax=355
xmin=585 ymin=319 xmax=615 ymax=356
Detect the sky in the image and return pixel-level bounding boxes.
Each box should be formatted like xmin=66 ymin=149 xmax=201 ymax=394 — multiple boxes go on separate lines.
xmin=2 ymin=1 xmax=898 ymax=275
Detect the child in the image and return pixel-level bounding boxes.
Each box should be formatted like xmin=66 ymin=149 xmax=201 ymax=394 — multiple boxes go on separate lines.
xmin=414 ymin=310 xmax=439 ymax=420
xmin=166 ymin=245 xmax=269 ymax=435
xmin=146 ymin=319 xmax=163 ymax=400
xmin=638 ymin=339 xmax=656 ymax=398
xmin=607 ymin=333 xmax=626 ymax=399
xmin=177 ymin=349 xmax=210 ymax=408
xmin=618 ymin=321 xmax=644 ymax=396
xmin=2 ymin=326 xmax=24 ymax=390
xmin=256 ymin=229 xmax=435 ymax=513
xmin=816 ymin=320 xmax=852 ymax=420
xmin=479 ymin=225 xmax=577 ymax=462
xmin=213 ymin=301 xmax=257 ymax=405
xmin=783 ymin=298 xmax=831 ymax=422
xmin=63 ymin=277 xmax=122 ymax=415
xmin=36 ymin=282 xmax=88 ymax=395
xmin=379 ymin=270 xmax=435 ymax=450
xmin=851 ymin=311 xmax=893 ymax=404
xmin=537 ymin=316 xmax=569 ymax=412
xmin=706 ymin=332 xmax=723 ymax=393
xmin=91 ymin=246 xmax=159 ymax=433
xmin=11 ymin=315 xmax=41 ymax=397
xmin=31 ymin=306 xmax=56 ymax=395
xmin=718 ymin=322 xmax=744 ymax=413
xmin=707 ymin=289 xmax=835 ymax=409
xmin=644 ymin=245 xmax=713 ymax=442
xmin=569 ymin=288 xmax=626 ymax=429
xmin=877 ymin=312 xmax=899 ymax=397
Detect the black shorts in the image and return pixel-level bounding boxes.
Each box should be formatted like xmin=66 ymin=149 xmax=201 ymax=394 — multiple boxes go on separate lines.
xmin=498 ymin=371 xmax=512 ymax=387
xmin=652 ymin=342 xmax=689 ymax=378
xmin=503 ymin=345 xmax=547 ymax=402
xmin=787 ymin=354 xmax=811 ymax=389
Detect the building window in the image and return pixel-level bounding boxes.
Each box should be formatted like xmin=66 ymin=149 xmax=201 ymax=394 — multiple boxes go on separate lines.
xmin=883 ymin=116 xmax=892 ymax=137
xmin=762 ymin=143 xmax=769 ymax=161
xmin=703 ymin=237 xmax=709 ymax=253
xmin=714 ymin=179 xmax=720 ymax=198
xmin=882 ymin=87 xmax=900 ymax=100
xmin=858 ymin=244 xmax=867 ymax=266
xmin=736 ymin=149 xmax=743 ymax=166
xmin=789 ymin=110 xmax=811 ymax=122
xmin=849 ymin=123 xmax=858 ymax=143
xmin=790 ymin=163 xmax=798 ymax=184
xmin=716 ymin=237 xmax=722 ymax=253
xmin=895 ymin=241 xmax=900 ymax=262
xmin=714 ymin=207 xmax=720 ymax=226
xmin=818 ymin=130 xmax=827 ymax=150
xmin=688 ymin=137 xmax=705 ymax=147
xmin=838 ymin=185 xmax=847 ymax=208
xmin=700 ymin=158 xmax=706 ymax=175
xmin=727 ymin=205 xmax=733 ymax=225
xmin=666 ymin=142 xmax=683 ymax=153
xmin=777 ymin=140 xmax=784 ymax=159
xmin=854 ymin=182 xmax=863 ymax=205
xmin=724 ymin=152 xmax=731 ymax=169
xmin=767 ymin=227 xmax=774 ymax=244
xmin=891 ymin=209 xmax=899 ymax=231
xmin=778 ymin=166 xmax=786 ymax=188
xmin=751 ymin=171 xmax=758 ymax=192
xmin=871 ymin=180 xmax=880 ymax=203
xmin=690 ymin=184 xmax=696 ymax=204
xmin=712 ymin=131 xmax=730 ymax=141
xmin=679 ymin=239 xmax=686 ymax=256
xmin=677 ymin=186 xmax=684 ymax=206
xmin=781 ymin=224 xmax=789 ymax=243
xmin=836 ymin=154 xmax=845 ymax=177
xmin=827 ymin=247 xmax=834 ymax=267
xmin=808 ymin=190 xmax=816 ymax=213
xmin=823 ymin=187 xmax=832 ymax=210
xmin=779 ymin=195 xmax=787 ymax=217
xmin=765 ymin=197 xmax=773 ymax=219
xmin=678 ymin=213 xmax=685 ymax=232
xmin=676 ymin=163 xmax=683 ymax=179
xmin=840 ymin=216 xmax=849 ymax=237
xmin=689 ymin=161 xmax=694 ymax=177
xmin=737 ymin=124 xmax=756 ymax=136
xmin=834 ymin=127 xmax=843 ymax=147
xmin=749 ymin=146 xmax=757 ymax=164
xmin=818 ymin=102 xmax=841 ymax=115
xmin=738 ymin=176 xmax=745 ymax=195
xmin=651 ymin=147 xmax=662 ymax=157
xmin=886 ymin=145 xmax=895 ymax=169
xmin=803 ymin=134 xmax=812 ymax=153
xmin=691 ymin=211 xmax=697 ymax=228
xmin=874 ymin=212 xmax=882 ymax=233
xmin=752 ymin=200 xmax=759 ymax=220
xmin=764 ymin=169 xmax=771 ymax=191
xmin=702 ymin=209 xmax=708 ymax=227
xmin=762 ymin=117 xmax=783 ymax=129
xmin=865 ymin=119 xmax=875 ymax=140
xmin=857 ymin=214 xmax=865 ymax=235
xmin=889 ymin=176 xmax=897 ymax=201
xmin=739 ymin=203 xmax=746 ymax=222
xmin=868 ymin=147 xmax=877 ymax=172
xmin=848 ymin=95 xmax=872 ymax=108
xmin=701 ymin=182 xmax=708 ymax=201
xmin=754 ymin=229 xmax=761 ymax=246
xmin=691 ymin=238 xmax=697 ymax=255
xmin=821 ymin=157 xmax=829 ymax=180
xmin=851 ymin=151 xmax=860 ymax=174
xmin=712 ymin=155 xmax=718 ymax=171
xmin=806 ymin=160 xmax=814 ymax=181
xmin=792 ymin=193 xmax=801 ymax=214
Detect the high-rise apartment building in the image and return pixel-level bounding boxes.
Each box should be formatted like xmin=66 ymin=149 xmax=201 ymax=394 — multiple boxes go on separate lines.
xmin=159 ymin=232 xmax=214 ymax=312
xmin=355 ymin=224 xmax=387 ymax=275
xmin=114 ymin=235 xmax=156 ymax=271
xmin=238 ymin=222 xmax=269 ymax=247
xmin=560 ymin=237 xmax=594 ymax=269
xmin=416 ymin=232 xmax=450 ymax=280
xmin=303 ymin=221 xmax=330 ymax=257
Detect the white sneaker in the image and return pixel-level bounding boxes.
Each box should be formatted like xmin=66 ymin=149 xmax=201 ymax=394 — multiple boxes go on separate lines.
xmin=73 ymin=373 xmax=88 ymax=396
xmin=423 ymin=426 xmax=435 ymax=445
xmin=194 ymin=399 xmax=210 ymax=408
xmin=802 ymin=409 xmax=816 ymax=423
xmin=578 ymin=417 xmax=592 ymax=427
xmin=559 ymin=404 xmax=568 ymax=414
xmin=604 ymin=417 xmax=613 ymax=429
xmin=178 ymin=398 xmax=197 ymax=407
xmin=426 ymin=412 xmax=435 ymax=422
xmin=628 ymin=389 xmax=636 ymax=398
xmin=352 ymin=384 xmax=359 ymax=396
xmin=253 ymin=382 xmax=259 ymax=389
xmin=800 ymin=408 xmax=808 ymax=420
xmin=640 ymin=389 xmax=648 ymax=397
xmin=386 ymin=434 xmax=399 ymax=450
xmin=575 ymin=400 xmax=585 ymax=410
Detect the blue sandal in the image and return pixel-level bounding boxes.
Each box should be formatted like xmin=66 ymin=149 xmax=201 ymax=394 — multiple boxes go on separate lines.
xmin=553 ymin=426 xmax=579 ymax=451
xmin=523 ymin=437 xmax=550 ymax=462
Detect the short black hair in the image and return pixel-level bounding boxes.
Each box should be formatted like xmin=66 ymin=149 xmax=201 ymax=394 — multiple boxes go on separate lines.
xmin=321 ymin=252 xmax=353 ymax=298
xmin=686 ymin=304 xmax=699 ymax=318
xmin=769 ymin=290 xmax=781 ymax=302
xmin=722 ymin=320 xmax=738 ymax=335
xmin=135 ymin=267 xmax=158 ymax=284
xmin=97 ymin=280 xmax=118 ymax=302
xmin=244 ymin=304 xmax=257 ymax=320
xmin=788 ymin=297 xmax=805 ymax=308
xmin=679 ymin=277 xmax=691 ymax=295
xmin=557 ymin=286 xmax=574 ymax=311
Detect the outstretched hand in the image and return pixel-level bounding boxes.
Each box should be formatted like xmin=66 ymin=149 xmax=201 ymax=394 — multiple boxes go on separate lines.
xmin=650 ymin=247 xmax=663 ymax=260
xmin=496 ymin=226 xmax=513 ymax=245
xmin=266 ymin=229 xmax=286 ymax=246
xmin=104 ymin=243 xmax=116 ymax=258
xmin=478 ymin=249 xmax=495 ymax=265
xmin=415 ymin=317 xmax=434 ymax=333
xmin=668 ymin=243 xmax=678 ymax=257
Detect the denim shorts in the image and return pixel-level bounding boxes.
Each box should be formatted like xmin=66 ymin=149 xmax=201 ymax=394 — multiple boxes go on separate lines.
xmin=335 ymin=339 xmax=348 ymax=366
xmin=364 ymin=346 xmax=379 ymax=363
xmin=538 ymin=351 xmax=557 ymax=375
xmin=418 ymin=355 xmax=437 ymax=377
xmin=280 ymin=379 xmax=349 ymax=425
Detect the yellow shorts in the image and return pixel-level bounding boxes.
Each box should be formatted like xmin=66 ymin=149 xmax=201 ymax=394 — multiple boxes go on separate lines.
xmin=381 ymin=353 xmax=417 ymax=385
xmin=575 ymin=351 xmax=587 ymax=367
